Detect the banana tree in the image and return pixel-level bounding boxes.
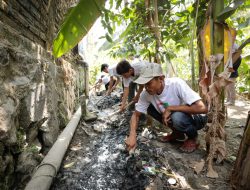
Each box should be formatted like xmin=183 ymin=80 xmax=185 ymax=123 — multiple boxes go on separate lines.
xmin=198 ymin=0 xmax=248 ymax=178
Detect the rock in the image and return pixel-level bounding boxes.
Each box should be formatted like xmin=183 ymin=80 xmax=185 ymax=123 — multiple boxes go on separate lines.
xmin=0 ymin=98 xmax=17 ymax=145
xmin=19 ymin=83 xmax=48 ymax=130
xmin=93 ymin=124 xmax=103 ymax=132
xmin=235 ymin=132 xmax=243 ymax=138
xmin=83 ymin=110 xmax=97 ymax=122
xmin=0 ymin=48 xmax=10 ymax=67
xmin=0 ymin=142 xmax=4 ymax=156
xmin=146 ymin=176 xmax=164 ymax=190
xmin=16 ymin=151 xmax=42 ymax=177
xmin=228 ymin=155 xmax=236 ymax=162
xmin=0 ymin=154 xmax=15 ymax=188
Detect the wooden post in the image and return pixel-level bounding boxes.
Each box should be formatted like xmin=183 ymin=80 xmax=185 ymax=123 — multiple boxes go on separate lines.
xmin=78 ymin=60 xmax=97 ymax=122
xmin=231 ymin=111 xmax=250 ymax=189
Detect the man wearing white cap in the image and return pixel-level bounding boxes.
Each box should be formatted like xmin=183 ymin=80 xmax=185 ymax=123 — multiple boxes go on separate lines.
xmin=125 ymin=63 xmax=208 ymax=153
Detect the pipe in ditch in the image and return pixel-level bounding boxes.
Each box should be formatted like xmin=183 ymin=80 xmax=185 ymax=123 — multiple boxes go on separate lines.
xmin=25 ymin=106 xmax=82 ymax=190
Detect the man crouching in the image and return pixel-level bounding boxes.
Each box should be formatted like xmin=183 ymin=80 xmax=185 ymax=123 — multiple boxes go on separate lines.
xmin=125 ymin=63 xmax=208 ymax=153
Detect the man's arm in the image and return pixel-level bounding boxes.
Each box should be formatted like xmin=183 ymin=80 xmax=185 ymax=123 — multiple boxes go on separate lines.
xmin=120 ymin=87 xmax=129 ymax=111
xmin=107 ymin=76 xmax=114 ymax=95
xmin=125 ymin=110 xmax=141 ymax=151
xmin=163 ymin=100 xmax=208 ymax=124
xmin=133 ymin=84 xmax=144 ymax=103
xmin=112 ymin=76 xmax=120 ymax=91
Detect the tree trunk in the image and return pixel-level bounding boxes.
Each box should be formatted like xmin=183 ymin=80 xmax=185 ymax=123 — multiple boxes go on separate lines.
xmin=204 ymin=0 xmax=227 ymax=178
xmin=190 ymin=0 xmax=200 ymax=90
xmin=231 ymin=111 xmax=250 ymax=189
xmin=145 ymin=0 xmax=161 ymax=63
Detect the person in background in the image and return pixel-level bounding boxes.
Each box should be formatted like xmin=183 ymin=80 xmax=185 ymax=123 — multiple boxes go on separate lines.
xmin=94 ymin=65 xmax=111 ymax=91
xmin=116 ymin=60 xmax=151 ymax=111
xmin=226 ymin=43 xmax=242 ymax=106
xmin=125 ymin=63 xmax=208 ymax=153
xmin=100 ymin=63 xmax=121 ymax=95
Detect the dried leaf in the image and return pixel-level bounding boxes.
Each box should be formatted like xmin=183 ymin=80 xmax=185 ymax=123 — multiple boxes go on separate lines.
xmin=191 ymin=160 xmax=205 ymax=174
xmin=207 ymin=160 xmax=219 ymax=178
xmin=64 ymin=162 xmax=75 ymax=168
xmin=70 ymin=146 xmax=82 ymax=151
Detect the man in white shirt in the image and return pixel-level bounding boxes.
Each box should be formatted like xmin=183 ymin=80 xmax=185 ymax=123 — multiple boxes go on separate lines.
xmin=95 ymin=72 xmax=110 ymax=90
xmin=116 ymin=60 xmax=152 ymax=111
xmin=100 ymin=64 xmax=121 ymax=94
xmin=125 ymin=63 xmax=208 ymax=153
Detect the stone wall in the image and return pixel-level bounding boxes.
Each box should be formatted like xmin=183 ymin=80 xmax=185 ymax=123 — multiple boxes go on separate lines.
xmin=0 ymin=0 xmax=80 ymax=189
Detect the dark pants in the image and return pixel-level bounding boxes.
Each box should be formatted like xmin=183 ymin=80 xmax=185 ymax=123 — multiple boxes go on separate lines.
xmin=105 ymin=79 xmax=117 ymax=90
xmin=147 ymin=104 xmax=207 ymax=139
xmin=128 ymin=82 xmax=137 ymax=110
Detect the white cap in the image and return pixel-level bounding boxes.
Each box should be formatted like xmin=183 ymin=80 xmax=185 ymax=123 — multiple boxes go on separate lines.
xmin=134 ymin=63 xmax=163 ymax=84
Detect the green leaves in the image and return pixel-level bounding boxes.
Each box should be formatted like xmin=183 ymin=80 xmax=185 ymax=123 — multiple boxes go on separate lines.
xmin=52 ymin=0 xmax=106 ymax=58
xmin=217 ymin=0 xmax=245 ymax=21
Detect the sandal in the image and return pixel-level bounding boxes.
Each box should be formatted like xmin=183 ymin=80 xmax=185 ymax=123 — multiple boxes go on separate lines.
xmin=160 ymin=131 xmax=186 ymax=143
xmin=180 ymin=139 xmax=199 ymax=153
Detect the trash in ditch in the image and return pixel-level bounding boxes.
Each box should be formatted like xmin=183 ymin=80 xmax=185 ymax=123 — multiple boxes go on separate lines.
xmin=63 ymin=162 xmax=75 ymax=168
xmin=53 ymin=96 xmax=183 ymax=190
xmin=96 ymin=95 xmax=120 ymax=110
xmin=168 ymin=178 xmax=177 ymax=185
xmin=92 ymin=123 xmax=105 ymax=132
xmin=143 ymin=166 xmax=157 ymax=175
xmin=141 ymin=128 xmax=151 ymax=138
xmin=70 ymin=143 xmax=83 ymax=151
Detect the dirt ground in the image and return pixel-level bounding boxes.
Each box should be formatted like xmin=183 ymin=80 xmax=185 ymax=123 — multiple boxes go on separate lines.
xmin=51 ymin=94 xmax=249 ymax=190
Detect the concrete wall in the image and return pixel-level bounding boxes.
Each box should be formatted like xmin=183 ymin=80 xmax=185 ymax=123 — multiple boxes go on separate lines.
xmin=0 ymin=0 xmax=81 ymax=189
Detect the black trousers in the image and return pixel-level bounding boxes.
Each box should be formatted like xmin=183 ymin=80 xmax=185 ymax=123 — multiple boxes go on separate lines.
xmin=105 ymin=79 xmax=117 ymax=90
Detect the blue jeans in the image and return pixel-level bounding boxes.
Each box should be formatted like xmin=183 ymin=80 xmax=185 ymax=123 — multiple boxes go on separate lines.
xmin=147 ymin=104 xmax=207 ymax=139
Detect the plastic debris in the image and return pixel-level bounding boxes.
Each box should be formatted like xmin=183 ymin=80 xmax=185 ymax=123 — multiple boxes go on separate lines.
xmin=64 ymin=162 xmax=75 ymax=168
xmin=168 ymin=178 xmax=177 ymax=185
xmin=143 ymin=166 xmax=156 ymax=175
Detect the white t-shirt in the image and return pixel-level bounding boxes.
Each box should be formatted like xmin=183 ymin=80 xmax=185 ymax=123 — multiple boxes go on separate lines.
xmin=123 ymin=61 xmax=151 ymax=87
xmin=135 ymin=78 xmax=201 ymax=114
xmin=96 ymin=72 xmax=110 ymax=85
xmin=108 ymin=65 xmax=119 ymax=77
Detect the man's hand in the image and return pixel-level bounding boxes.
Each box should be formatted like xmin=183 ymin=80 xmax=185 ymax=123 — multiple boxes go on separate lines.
xmin=106 ymin=90 xmax=111 ymax=95
xmin=111 ymin=86 xmax=116 ymax=92
xmin=120 ymin=103 xmax=126 ymax=112
xmin=125 ymin=134 xmax=137 ymax=151
xmin=163 ymin=108 xmax=171 ymax=125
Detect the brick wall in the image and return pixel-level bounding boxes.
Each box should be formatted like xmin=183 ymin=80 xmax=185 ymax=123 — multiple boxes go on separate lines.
xmin=0 ymin=0 xmax=76 ymax=48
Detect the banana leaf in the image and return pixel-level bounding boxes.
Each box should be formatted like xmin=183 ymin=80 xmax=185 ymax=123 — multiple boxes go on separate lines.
xmin=53 ymin=0 xmax=106 ymax=58
xmin=216 ymin=0 xmax=244 ymax=22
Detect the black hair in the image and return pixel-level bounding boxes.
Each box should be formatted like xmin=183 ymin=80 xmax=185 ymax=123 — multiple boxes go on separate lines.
xmin=101 ymin=63 xmax=109 ymax=72
xmin=116 ymin=60 xmax=132 ymax=75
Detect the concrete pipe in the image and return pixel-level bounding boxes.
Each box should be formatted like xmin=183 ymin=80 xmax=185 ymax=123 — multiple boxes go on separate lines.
xmin=25 ymin=107 xmax=81 ymax=190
